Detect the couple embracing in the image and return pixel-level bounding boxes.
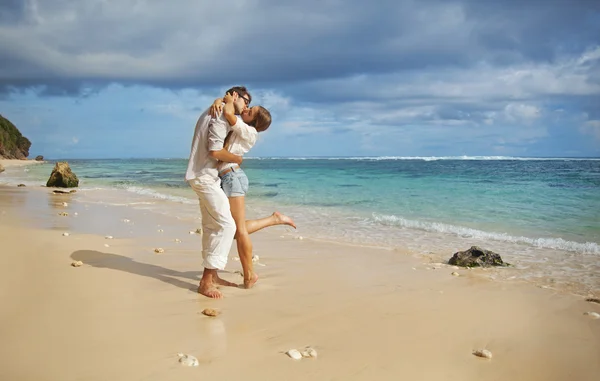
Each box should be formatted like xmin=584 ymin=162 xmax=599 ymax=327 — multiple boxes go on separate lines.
xmin=185 ymin=86 xmax=295 ymax=299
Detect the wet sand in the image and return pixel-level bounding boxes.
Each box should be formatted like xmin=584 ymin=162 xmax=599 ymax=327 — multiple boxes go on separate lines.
xmin=0 ymin=185 xmax=598 ymax=381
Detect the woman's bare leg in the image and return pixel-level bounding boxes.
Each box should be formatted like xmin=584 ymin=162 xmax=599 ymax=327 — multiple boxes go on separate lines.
xmin=228 ymin=196 xmax=258 ymax=288
xmin=246 ymin=212 xmax=296 ymax=234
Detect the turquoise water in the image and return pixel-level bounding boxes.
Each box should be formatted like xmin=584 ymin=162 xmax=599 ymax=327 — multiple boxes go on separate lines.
xmin=3 ymin=156 xmax=600 ymax=293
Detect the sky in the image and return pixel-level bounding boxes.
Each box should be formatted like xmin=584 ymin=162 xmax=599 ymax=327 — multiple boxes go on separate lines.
xmin=0 ymin=0 xmax=599 ymax=159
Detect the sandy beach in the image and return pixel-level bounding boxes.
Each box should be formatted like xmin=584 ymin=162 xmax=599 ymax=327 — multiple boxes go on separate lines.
xmin=0 ymin=184 xmax=599 ymax=381
xmin=0 ymin=159 xmax=45 ymax=168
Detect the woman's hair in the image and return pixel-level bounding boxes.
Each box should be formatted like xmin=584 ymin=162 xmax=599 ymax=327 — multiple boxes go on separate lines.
xmin=248 ymin=106 xmax=272 ymax=132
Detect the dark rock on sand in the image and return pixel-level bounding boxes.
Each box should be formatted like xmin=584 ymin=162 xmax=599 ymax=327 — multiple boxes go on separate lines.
xmin=46 ymin=162 xmax=79 ymax=188
xmin=586 ymin=298 xmax=600 ymax=304
xmin=35 ymin=155 xmax=44 ymax=161
xmin=448 ymin=246 xmax=509 ymax=268
xmin=17 ymin=184 xmax=25 ymax=187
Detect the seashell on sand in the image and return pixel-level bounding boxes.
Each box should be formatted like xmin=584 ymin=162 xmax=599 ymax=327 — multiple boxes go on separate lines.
xmin=62 ymin=232 xmax=70 ymax=236
xmin=154 ymin=248 xmax=164 ymax=254
xmin=451 ymin=272 xmax=460 ymax=276
xmin=301 ymin=347 xmax=318 ymax=358
xmin=61 ymin=202 xmax=68 ymax=206
xmin=286 ymin=349 xmax=303 ymax=360
xmin=105 ymin=235 xmax=113 ymax=239
xmin=585 ymin=298 xmax=600 ymax=304
xmin=71 ymin=261 xmax=83 ymax=267
xmin=177 ymin=353 xmax=199 ymax=367
xmin=473 ymin=349 xmax=492 ymax=359
xmin=583 ymin=311 xmax=600 ymax=319
xmin=202 ymin=308 xmax=220 ymax=317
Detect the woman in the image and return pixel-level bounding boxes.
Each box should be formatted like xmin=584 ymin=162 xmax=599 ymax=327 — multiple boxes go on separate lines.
xmin=212 ymin=93 xmax=296 ymax=288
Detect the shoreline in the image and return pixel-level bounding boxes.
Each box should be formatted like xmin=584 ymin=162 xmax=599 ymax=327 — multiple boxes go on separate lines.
xmin=1 ymin=185 xmax=599 ymax=380
xmin=0 ymin=158 xmax=46 ymax=168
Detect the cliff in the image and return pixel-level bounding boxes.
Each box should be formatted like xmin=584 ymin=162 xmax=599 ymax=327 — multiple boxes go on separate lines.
xmin=0 ymin=114 xmax=31 ymax=159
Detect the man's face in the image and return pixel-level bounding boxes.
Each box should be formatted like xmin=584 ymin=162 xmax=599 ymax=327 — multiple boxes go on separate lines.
xmin=233 ymin=92 xmax=250 ymax=114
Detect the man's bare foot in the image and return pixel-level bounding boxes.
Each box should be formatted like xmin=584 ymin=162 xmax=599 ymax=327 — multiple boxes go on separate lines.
xmin=198 ymin=281 xmax=223 ymax=299
xmin=213 ymin=275 xmax=238 ymax=288
xmin=243 ymin=272 xmax=259 ymax=289
xmin=273 ymin=211 xmax=296 ymax=229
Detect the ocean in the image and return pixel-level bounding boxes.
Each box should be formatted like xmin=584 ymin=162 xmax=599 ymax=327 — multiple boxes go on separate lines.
xmin=2 ymin=156 xmax=599 ymax=295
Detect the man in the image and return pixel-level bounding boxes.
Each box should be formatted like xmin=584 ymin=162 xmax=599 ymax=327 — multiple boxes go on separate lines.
xmin=185 ymin=86 xmax=252 ymax=299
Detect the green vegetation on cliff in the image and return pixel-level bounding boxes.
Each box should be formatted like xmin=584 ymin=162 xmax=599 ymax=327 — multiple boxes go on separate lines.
xmin=0 ymin=114 xmax=31 ymax=159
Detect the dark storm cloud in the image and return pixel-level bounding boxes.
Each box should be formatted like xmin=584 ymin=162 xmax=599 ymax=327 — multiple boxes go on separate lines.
xmin=0 ymin=0 xmax=598 ymax=96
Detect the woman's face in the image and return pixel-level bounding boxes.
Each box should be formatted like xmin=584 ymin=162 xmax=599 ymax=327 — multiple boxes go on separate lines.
xmin=241 ymin=106 xmax=257 ymax=124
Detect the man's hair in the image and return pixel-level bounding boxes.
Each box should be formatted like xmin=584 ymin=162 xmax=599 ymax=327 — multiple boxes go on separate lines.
xmin=247 ymin=106 xmax=272 ymax=132
xmin=225 ymin=86 xmax=252 ymax=104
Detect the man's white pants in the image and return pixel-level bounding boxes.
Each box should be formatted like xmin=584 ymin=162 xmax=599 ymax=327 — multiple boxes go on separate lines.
xmin=189 ymin=178 xmax=236 ymax=270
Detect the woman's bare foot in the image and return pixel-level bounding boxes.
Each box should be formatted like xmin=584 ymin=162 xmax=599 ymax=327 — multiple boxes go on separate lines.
xmin=198 ymin=281 xmax=223 ymax=299
xmin=213 ymin=275 xmax=238 ymax=288
xmin=243 ymin=272 xmax=259 ymax=289
xmin=273 ymin=211 xmax=296 ymax=229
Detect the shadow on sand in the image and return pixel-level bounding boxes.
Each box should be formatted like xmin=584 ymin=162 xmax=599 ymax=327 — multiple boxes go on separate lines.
xmin=71 ymin=250 xmax=208 ymax=292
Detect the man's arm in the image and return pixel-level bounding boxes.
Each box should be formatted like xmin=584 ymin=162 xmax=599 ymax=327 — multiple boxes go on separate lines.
xmin=207 ymin=114 xmax=242 ymax=164
xmin=209 ymin=148 xmax=242 ymax=165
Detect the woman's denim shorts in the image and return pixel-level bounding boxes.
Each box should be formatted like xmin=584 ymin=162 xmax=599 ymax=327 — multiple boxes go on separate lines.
xmin=220 ymin=167 xmax=249 ymax=197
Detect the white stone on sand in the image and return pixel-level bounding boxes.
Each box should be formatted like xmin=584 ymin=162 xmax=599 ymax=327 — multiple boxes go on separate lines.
xmin=62 ymin=232 xmax=69 ymax=236
xmin=177 ymin=353 xmax=199 ymax=367
xmin=286 ymin=349 xmax=303 ymax=360
xmin=473 ymin=349 xmax=493 ymax=359
xmin=583 ymin=312 xmax=600 ymax=319
xmin=71 ymin=261 xmax=83 ymax=267
xmin=154 ymin=248 xmax=164 ymax=254
xmin=301 ymin=347 xmax=318 ymax=358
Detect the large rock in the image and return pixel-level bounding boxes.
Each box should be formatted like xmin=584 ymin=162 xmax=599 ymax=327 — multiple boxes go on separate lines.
xmin=0 ymin=114 xmax=31 ymax=159
xmin=35 ymin=155 xmax=44 ymax=161
xmin=448 ymin=246 xmax=508 ymax=267
xmin=46 ymin=162 xmax=79 ymax=188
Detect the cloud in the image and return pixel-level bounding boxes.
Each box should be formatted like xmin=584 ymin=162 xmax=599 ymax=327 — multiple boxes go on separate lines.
xmin=0 ymin=0 xmax=599 ymax=158
xmin=1 ymin=0 xmax=598 ymax=93
xmin=581 ymin=120 xmax=600 ymax=142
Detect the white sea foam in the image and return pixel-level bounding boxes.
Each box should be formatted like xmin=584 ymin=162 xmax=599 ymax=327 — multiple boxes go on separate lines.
xmin=371 ymin=213 xmax=600 ymax=255
xmin=121 ymin=186 xmax=196 ymax=204
xmin=247 ymin=156 xmax=600 ymax=161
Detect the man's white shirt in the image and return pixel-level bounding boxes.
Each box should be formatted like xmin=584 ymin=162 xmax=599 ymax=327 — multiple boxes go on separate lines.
xmin=185 ymin=109 xmax=229 ymax=183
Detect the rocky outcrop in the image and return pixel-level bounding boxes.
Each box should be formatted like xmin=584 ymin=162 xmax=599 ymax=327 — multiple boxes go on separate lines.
xmin=35 ymin=155 xmax=44 ymax=161
xmin=0 ymin=115 xmax=31 ymax=159
xmin=448 ymin=246 xmax=509 ymax=267
xmin=46 ymin=162 xmax=79 ymax=188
